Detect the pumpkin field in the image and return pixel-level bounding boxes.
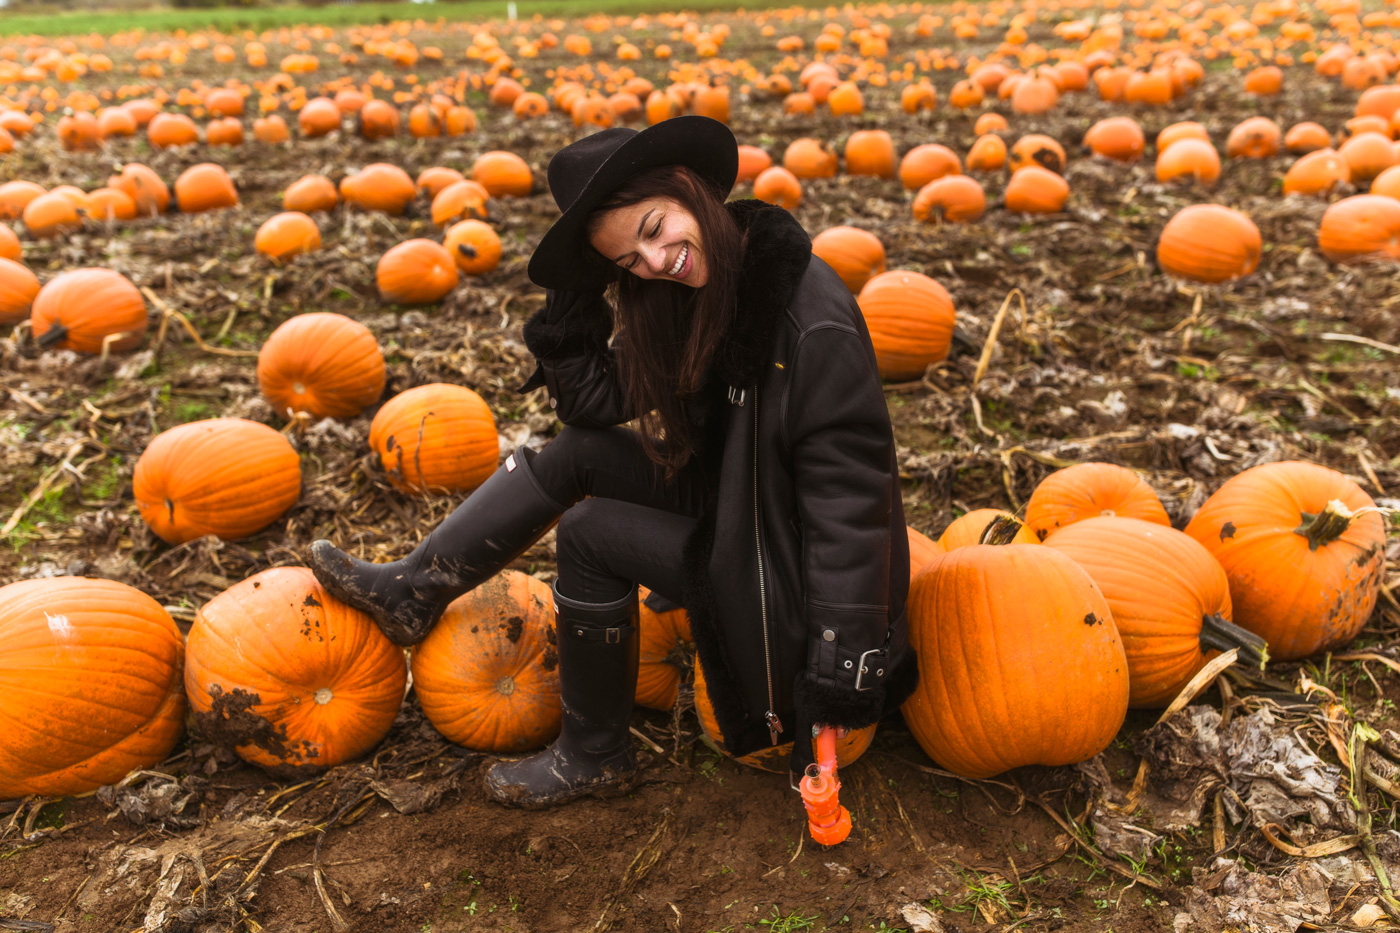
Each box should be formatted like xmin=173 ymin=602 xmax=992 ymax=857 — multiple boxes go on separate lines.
xmin=3 ymin=0 xmax=1400 ymax=930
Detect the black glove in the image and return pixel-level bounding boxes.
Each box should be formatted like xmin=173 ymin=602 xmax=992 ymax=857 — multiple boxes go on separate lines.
xmin=518 ymin=288 xmax=612 ymax=393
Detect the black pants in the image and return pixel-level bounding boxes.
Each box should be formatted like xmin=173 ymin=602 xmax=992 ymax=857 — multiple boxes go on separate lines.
xmin=530 ymin=426 xmax=705 ymax=605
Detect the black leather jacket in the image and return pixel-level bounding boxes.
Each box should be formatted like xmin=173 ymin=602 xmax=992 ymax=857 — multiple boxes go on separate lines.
xmin=521 ymin=200 xmax=916 ymax=769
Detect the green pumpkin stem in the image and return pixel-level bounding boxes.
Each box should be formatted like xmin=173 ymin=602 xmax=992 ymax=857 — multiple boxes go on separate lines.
xmin=35 ymin=323 xmax=68 ymax=349
xmin=1199 ymin=613 xmax=1269 ymax=670
xmin=980 ymin=514 xmax=1024 ymax=546
xmin=1294 ymin=499 xmax=1356 ymax=551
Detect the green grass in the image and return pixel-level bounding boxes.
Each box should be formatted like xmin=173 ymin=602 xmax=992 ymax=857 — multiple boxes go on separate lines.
xmin=0 ymin=0 xmax=800 ymax=37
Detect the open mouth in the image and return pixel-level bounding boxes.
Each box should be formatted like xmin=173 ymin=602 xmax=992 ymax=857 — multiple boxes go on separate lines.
xmin=668 ymin=244 xmax=689 ymax=277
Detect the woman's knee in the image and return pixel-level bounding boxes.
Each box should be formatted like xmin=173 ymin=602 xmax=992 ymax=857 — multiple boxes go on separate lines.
xmin=555 ymin=497 xmax=611 ymax=562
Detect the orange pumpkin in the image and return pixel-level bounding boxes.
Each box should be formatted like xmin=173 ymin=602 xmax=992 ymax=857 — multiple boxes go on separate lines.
xmin=30 ymin=268 xmax=146 ymax=354
xmin=811 ymin=226 xmax=886 ymax=293
xmin=408 ymin=103 xmax=442 ymax=138
xmin=358 ymin=99 xmax=400 ymax=139
xmin=1005 ymin=166 xmax=1070 ymax=213
xmin=431 ymin=179 xmax=491 ymax=226
xmin=1371 ymin=165 xmax=1400 ymax=199
xmin=22 ymin=192 xmax=81 ymax=238
xmin=298 ymin=97 xmax=342 ymax=137
xmin=948 ymin=79 xmax=984 ymax=109
xmin=417 ymin=166 xmax=466 ymax=197
xmin=0 ymin=258 xmax=40 ymax=324
xmin=1083 ymin=116 xmax=1145 ymax=162
xmin=205 ymin=117 xmax=243 ymax=147
xmin=0 ymin=180 xmax=45 ymax=220
xmin=0 ymin=226 xmax=21 ymax=262
xmin=736 ymin=145 xmax=772 ymax=183
xmin=636 ymin=587 xmax=693 ymax=711
xmin=147 ymin=112 xmax=199 ymax=148
xmin=902 ymin=535 xmax=1129 ymax=778
xmin=694 ymin=662 xmax=875 ymax=773
xmin=908 ymin=525 xmax=943 ymax=580
xmin=856 ymin=270 xmax=956 ymax=380
xmin=377 ymin=239 xmax=459 ymax=305
xmin=1244 ymin=65 xmax=1283 ymax=95
xmin=411 ymin=572 xmax=561 ymax=751
xmin=844 ymin=129 xmax=895 ymax=178
xmin=1285 ymin=122 xmax=1333 ymax=154
xmin=369 ymin=383 xmax=498 ymax=494
xmin=85 ymin=187 xmax=138 ymax=222
xmin=1184 ymin=461 xmax=1387 ymax=660
xmin=1009 ymin=134 xmax=1067 ymax=174
xmin=937 ymin=509 xmax=1037 ymax=550
xmin=1157 ymin=121 xmax=1210 ymax=153
xmin=1155 ymin=138 xmax=1222 ymax=185
xmin=96 ymin=106 xmax=137 ymax=138
xmin=1317 ymin=195 xmax=1400 ymax=263
xmin=752 ymin=166 xmax=802 ymax=210
xmin=965 ymin=134 xmax=1008 ymax=172
xmin=912 ymin=175 xmax=986 ymax=223
xmin=133 ymin=418 xmax=301 ymax=544
xmin=898 ymin=143 xmax=961 ymax=190
xmin=1225 ymin=117 xmax=1282 ymax=158
xmin=205 ymin=88 xmax=244 ymax=117
xmin=1024 ymin=462 xmax=1170 ymax=542
xmin=784 ymin=137 xmax=838 ymax=179
xmin=1283 ymin=149 xmax=1351 ymax=197
xmin=185 ymin=567 xmax=406 ymax=773
xmin=472 ymin=151 xmax=534 ymax=197
xmin=444 ymin=220 xmax=502 ymax=276
xmin=174 ymin=163 xmax=238 ymax=213
xmin=283 ymin=174 xmax=339 ymax=213
xmin=1044 ymin=518 xmax=1265 ymax=707
xmin=0 ymin=577 xmax=185 ymax=798
xmin=109 ymin=164 xmax=169 ymax=216
xmin=255 ymin=212 xmax=321 ymax=263
xmin=1011 ymin=69 xmax=1060 ymax=114
xmin=1156 ymin=204 xmax=1261 ymax=283
xmin=1339 ymin=132 xmax=1399 ymax=183
xmin=56 ymin=111 xmax=102 ymax=151
xmin=258 ymin=311 xmax=385 ymax=420
xmin=340 ymin=163 xmax=417 ymax=215
xmin=513 ymin=92 xmax=549 ymax=119
xmin=974 ymin=112 xmax=1009 ymax=135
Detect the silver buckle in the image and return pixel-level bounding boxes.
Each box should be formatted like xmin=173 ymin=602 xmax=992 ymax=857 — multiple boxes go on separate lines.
xmin=727 ymin=386 xmax=746 ymax=406
xmin=605 ymin=627 xmax=621 ymax=644
xmin=854 ymin=648 xmax=883 ymax=691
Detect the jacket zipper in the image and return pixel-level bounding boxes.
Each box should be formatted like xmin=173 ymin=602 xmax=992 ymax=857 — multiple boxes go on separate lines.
xmin=750 ymin=382 xmax=783 ymax=745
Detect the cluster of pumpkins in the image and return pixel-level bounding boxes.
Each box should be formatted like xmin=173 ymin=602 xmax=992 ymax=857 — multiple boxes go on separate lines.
xmin=0 ymin=453 xmax=1386 ymax=797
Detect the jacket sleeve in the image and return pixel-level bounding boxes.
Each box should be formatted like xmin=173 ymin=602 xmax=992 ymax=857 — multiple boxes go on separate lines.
xmin=518 ymin=290 xmax=637 ymax=428
xmin=786 ymin=323 xmax=895 ymax=731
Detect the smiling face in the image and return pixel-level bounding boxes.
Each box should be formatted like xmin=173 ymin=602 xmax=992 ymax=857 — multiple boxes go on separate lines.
xmin=587 ymin=197 xmax=709 ymax=288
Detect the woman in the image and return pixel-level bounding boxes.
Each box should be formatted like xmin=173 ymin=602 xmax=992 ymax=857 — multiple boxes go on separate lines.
xmin=308 ymin=115 xmax=917 ymax=809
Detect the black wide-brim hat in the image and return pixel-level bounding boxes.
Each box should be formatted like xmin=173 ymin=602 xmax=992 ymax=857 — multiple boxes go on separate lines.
xmin=526 ymin=115 xmax=739 ymax=291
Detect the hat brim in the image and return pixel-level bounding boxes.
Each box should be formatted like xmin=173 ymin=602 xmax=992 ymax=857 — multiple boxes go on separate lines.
xmin=527 ymin=116 xmax=739 ymax=291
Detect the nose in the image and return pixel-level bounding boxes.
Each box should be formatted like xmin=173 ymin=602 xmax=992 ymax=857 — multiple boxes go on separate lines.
xmin=639 ymin=242 xmax=669 ymax=274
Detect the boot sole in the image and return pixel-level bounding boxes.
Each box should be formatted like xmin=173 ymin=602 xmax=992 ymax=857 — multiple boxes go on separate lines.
xmin=482 ymin=767 xmax=639 ymax=810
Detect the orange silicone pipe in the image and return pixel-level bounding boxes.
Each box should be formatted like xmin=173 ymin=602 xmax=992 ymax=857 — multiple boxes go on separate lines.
xmin=800 ymin=727 xmax=851 ymax=845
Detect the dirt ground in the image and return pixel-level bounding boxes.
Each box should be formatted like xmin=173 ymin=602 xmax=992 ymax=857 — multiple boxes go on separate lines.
xmin=3 ymin=11 xmax=1400 ymax=933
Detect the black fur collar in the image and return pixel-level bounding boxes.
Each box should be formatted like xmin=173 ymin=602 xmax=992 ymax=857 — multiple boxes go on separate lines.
xmin=709 ymin=199 xmax=813 ymax=389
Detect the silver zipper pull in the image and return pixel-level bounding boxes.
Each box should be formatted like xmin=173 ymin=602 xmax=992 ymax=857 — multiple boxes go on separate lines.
xmin=765 ymin=710 xmax=783 ymax=745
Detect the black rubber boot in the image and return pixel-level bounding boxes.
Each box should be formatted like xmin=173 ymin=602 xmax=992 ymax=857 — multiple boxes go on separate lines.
xmin=484 ymin=582 xmax=640 ymax=809
xmin=306 ymin=447 xmax=567 ymax=647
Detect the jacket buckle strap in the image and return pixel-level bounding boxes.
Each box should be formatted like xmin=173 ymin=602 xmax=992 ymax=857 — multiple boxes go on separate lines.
xmin=727 ymin=385 xmax=746 ymax=406
xmin=854 ymin=647 xmax=889 ymax=691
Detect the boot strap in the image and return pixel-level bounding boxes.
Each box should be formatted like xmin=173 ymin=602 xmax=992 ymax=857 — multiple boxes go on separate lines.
xmin=566 ymin=621 xmax=637 ymax=643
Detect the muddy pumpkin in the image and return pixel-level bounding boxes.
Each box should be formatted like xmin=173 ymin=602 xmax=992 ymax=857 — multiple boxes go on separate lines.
xmin=185 ymin=567 xmax=406 ymax=774
xmin=411 ymin=572 xmax=561 ymax=752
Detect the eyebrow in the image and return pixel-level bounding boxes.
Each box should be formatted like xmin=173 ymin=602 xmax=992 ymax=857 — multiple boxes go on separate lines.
xmin=612 ymin=209 xmax=655 ymax=264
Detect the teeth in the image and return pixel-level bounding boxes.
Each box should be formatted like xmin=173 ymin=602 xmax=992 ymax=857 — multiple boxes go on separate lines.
xmin=669 ymin=245 xmax=686 ymax=276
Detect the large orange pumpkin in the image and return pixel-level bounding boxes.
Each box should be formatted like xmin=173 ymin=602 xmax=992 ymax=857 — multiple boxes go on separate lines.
xmin=174 ymin=163 xmax=238 ymax=213
xmin=1009 ymin=134 xmax=1067 ymax=174
xmin=22 ymin=192 xmax=82 ymax=239
xmin=340 ymin=163 xmax=417 ymax=215
xmin=254 ymin=212 xmax=321 ymax=263
xmin=1224 ymin=117 xmax=1281 ymax=159
xmin=1024 ymin=462 xmax=1171 ymax=541
xmin=1044 ymin=517 xmax=1266 ymax=707
xmin=1283 ymin=149 xmax=1351 ymax=197
xmin=0 ymin=225 xmax=18 ymax=262
xmin=811 ymin=226 xmax=886 ymax=293
xmin=444 ymin=220 xmax=502 ymax=276
xmin=856 ymin=270 xmax=956 ymax=380
xmin=937 ymin=509 xmax=1038 ymax=550
xmin=844 ymin=130 xmax=896 ymax=178
xmin=1155 ymin=139 xmax=1222 ymax=185
xmin=783 ymin=137 xmax=839 ymax=179
xmin=133 ymin=418 xmax=302 ymax=544
xmin=0 ymin=258 xmax=39 ymax=324
xmin=1318 ymin=195 xmax=1400 ymax=263
xmin=898 ymin=143 xmax=961 ymax=190
xmin=965 ymin=134 xmax=1008 ymax=172
xmin=411 ymin=572 xmax=561 ymax=751
xmin=636 ymin=587 xmax=693 ymax=711
xmin=0 ymin=180 xmax=45 ymax=220
xmin=257 ymin=312 xmax=385 ymax=420
xmin=901 ymin=538 xmax=1129 ymax=778
xmin=377 ymin=239 xmax=459 ymax=304
xmin=0 ymin=577 xmax=185 ymax=798
xmin=1005 ymin=166 xmax=1070 ymax=213
xmin=185 ymin=567 xmax=407 ymax=773
xmin=908 ymin=525 xmax=943 ymax=580
xmin=693 ymin=662 xmax=876 ymax=773
xmin=1083 ymin=116 xmax=1145 ymax=162
xmin=147 ymin=112 xmax=199 ymax=148
xmin=1338 ymin=132 xmax=1399 ymax=183
xmin=369 ymin=383 xmax=498 ymax=494
xmin=1156 ymin=204 xmax=1261 ymax=283
xmin=298 ymin=97 xmax=342 ymax=137
xmin=472 ymin=151 xmax=534 ymax=197
xmin=752 ymin=166 xmax=802 ymax=210
xmin=1184 ymin=461 xmax=1387 ymax=661
xmin=283 ymin=174 xmax=339 ymax=213
xmin=109 ymin=164 xmax=170 ymax=216
xmin=912 ymin=175 xmax=987 ymax=223
xmin=431 ymin=179 xmax=491 ymax=226
xmin=31 ymin=268 xmax=147 ymax=354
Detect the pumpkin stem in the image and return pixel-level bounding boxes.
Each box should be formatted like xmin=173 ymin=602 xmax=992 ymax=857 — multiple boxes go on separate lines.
xmin=980 ymin=514 xmax=1024 ymax=546
xmin=35 ymin=323 xmax=68 ymax=348
xmin=1294 ymin=499 xmax=1357 ymax=551
xmin=1199 ymin=613 xmax=1269 ymax=670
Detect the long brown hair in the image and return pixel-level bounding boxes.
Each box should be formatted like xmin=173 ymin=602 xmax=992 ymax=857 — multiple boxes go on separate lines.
xmin=585 ymin=164 xmax=742 ymax=478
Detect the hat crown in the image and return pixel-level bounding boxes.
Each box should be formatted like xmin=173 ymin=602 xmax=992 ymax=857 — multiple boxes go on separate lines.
xmin=547 ymin=127 xmax=638 ymax=214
